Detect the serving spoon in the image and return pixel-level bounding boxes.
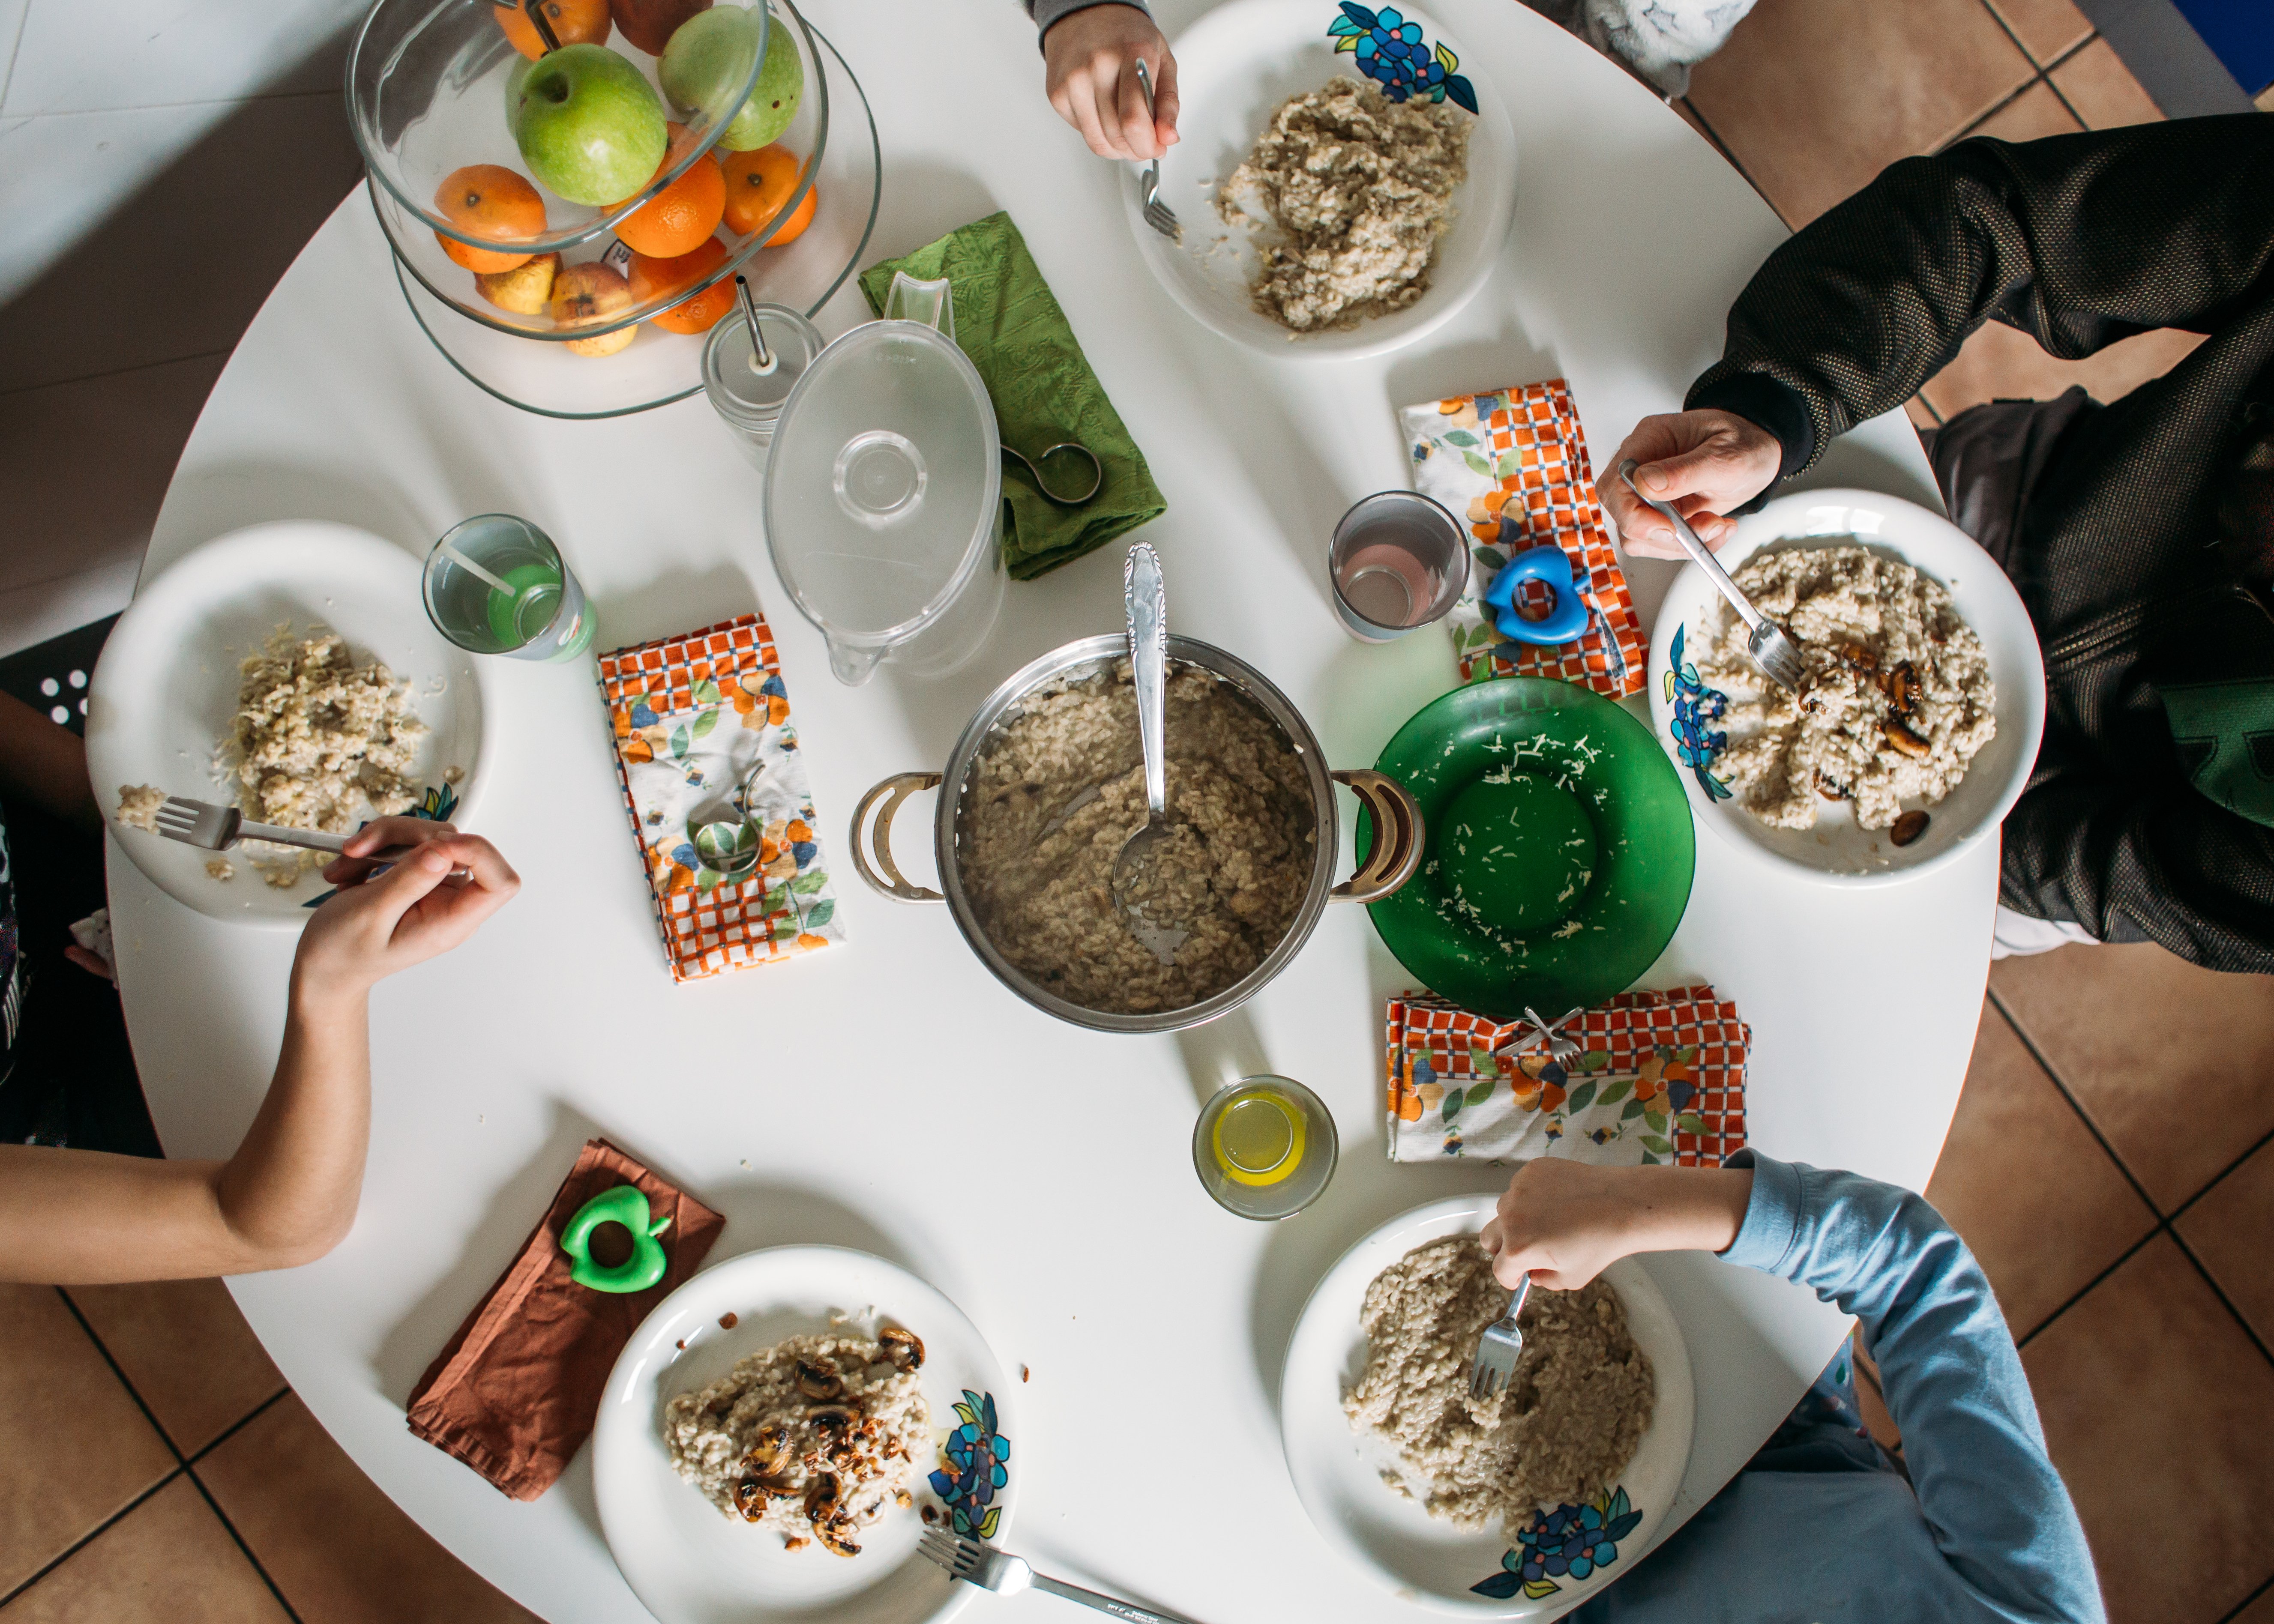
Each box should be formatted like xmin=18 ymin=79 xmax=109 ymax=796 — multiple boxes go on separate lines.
xmin=1111 ymin=542 xmax=1187 ymax=962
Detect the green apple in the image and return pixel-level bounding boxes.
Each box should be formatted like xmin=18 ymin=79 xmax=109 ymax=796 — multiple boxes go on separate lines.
xmin=659 ymin=5 xmax=801 ymax=152
xmin=512 ymin=44 xmax=668 ymax=206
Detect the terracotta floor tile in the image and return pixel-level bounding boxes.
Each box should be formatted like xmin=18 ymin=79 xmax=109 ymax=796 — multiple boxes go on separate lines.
xmin=1983 ymin=0 xmax=2093 ymax=66
xmin=1992 ymin=943 xmax=2274 ymax=1211
xmin=2175 ymin=1138 xmax=2274 ymax=1348
xmin=2022 ymin=1236 xmax=2274 ymax=1624
xmin=64 ymin=1280 xmax=284 ymax=1457
xmin=0 ymin=1475 xmax=289 ymax=1624
xmin=2228 ymin=1581 xmax=2274 ymax=1624
xmin=196 ymin=1394 xmax=541 ymax=1624
xmin=0 ymin=1286 xmax=178 ymax=1596
xmin=1919 ymin=321 xmax=2207 ymax=422
xmin=1924 ymin=1005 xmax=2156 ymax=1334
xmin=2049 ymin=38 xmax=2163 ymax=130
xmin=1686 ymin=0 xmax=2034 ymax=227
xmin=1956 ymin=78 xmax=2083 ymax=146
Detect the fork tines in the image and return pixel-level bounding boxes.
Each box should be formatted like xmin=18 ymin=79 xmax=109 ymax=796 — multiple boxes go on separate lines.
xmin=918 ymin=1526 xmax=980 ymax=1576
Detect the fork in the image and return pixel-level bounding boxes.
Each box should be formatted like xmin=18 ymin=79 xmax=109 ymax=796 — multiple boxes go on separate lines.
xmin=918 ymin=1529 xmax=1206 ymax=1624
xmin=1617 ymin=458 xmax=1805 ymax=693
xmin=1133 ymin=60 xmax=1180 ymax=241
xmin=1469 ymin=1274 xmax=1532 ymax=1400
xmin=149 ymin=795 xmax=458 ymax=874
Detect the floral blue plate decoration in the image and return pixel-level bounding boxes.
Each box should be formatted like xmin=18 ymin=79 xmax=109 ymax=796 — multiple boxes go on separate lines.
xmin=1471 ymin=1486 xmax=1646 ymax=1600
xmin=1662 ymin=624 xmax=1732 ymax=803
xmin=930 ymin=1389 xmax=1012 ymax=1541
xmin=1329 ymin=3 xmax=1479 ymax=112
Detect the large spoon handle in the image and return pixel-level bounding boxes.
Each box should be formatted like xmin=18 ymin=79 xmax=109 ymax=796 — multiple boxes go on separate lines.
xmin=1125 ymin=543 xmax=1168 ymax=819
xmin=1617 ymin=459 xmax=1764 ymax=635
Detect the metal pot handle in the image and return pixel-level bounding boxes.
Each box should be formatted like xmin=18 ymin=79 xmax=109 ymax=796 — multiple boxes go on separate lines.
xmin=849 ymin=772 xmax=946 ymax=903
xmin=1330 ymin=769 xmax=1423 ymax=904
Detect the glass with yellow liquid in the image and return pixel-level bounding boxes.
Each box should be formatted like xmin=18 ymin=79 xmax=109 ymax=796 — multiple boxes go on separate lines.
xmin=1192 ymin=1075 xmax=1337 ymax=1220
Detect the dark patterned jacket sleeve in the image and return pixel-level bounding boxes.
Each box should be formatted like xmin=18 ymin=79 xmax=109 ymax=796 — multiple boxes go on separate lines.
xmin=1688 ymin=117 xmax=2274 ymax=473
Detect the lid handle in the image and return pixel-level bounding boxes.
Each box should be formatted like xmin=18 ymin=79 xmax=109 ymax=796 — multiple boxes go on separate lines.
xmin=881 ymin=272 xmax=956 ymax=344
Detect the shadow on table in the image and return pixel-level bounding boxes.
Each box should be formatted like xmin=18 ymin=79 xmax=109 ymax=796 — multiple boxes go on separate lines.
xmin=1173 ymin=1005 xmax=1270 ymax=1110
xmin=152 ymin=459 xmax=433 ymax=567
xmin=1383 ymin=317 xmax=1560 ymax=421
xmin=588 ymin=561 xmax=764 ymax=653
xmin=861 ymin=159 xmax=1002 ymax=270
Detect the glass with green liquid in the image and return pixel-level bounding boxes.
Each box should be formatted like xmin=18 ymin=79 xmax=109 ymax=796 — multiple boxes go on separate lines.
xmin=422 ymin=514 xmax=595 ymax=663
xmin=1192 ymin=1074 xmax=1338 ymax=1220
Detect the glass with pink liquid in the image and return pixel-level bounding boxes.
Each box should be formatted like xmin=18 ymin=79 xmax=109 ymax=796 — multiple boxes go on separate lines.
xmin=1329 ymin=490 xmax=1469 ymax=643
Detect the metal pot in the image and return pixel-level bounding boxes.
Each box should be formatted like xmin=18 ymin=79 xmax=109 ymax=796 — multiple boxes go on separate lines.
xmin=848 ymin=634 xmax=1423 ymax=1033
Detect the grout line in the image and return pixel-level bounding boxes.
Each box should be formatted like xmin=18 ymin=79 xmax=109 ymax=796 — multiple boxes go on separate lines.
xmin=51 ymin=1289 xmax=306 ymax=1622
xmin=2216 ymin=1572 xmax=2274 ymax=1624
xmin=2041 ymin=36 xmax=2096 ymax=127
xmin=1985 ymin=989 xmax=2163 ymax=1216
xmin=2041 ymin=33 xmax=2097 ymax=76
xmin=1943 ymin=74 xmax=2047 ymax=150
xmin=2169 ymin=1120 xmax=2274 ymax=1224
xmin=1673 ymin=98 xmax=1767 ymax=203
xmin=2164 ymin=1225 xmax=2274 ymax=1370
xmin=187 ymin=1386 xmax=290 ymax=1465
xmin=0 ymin=0 xmax=32 ymax=114
xmin=0 ymin=84 xmax=344 ymax=122
xmin=0 ymin=346 xmax=231 ymax=401
xmin=179 ymin=1462 xmax=306 ymax=1624
xmin=0 ymin=1466 xmax=183 ymax=1609
xmin=2016 ymin=1225 xmax=2160 ymax=1348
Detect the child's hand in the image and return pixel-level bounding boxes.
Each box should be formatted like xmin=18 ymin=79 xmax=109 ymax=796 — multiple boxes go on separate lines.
xmin=1043 ymin=3 xmax=1179 ymax=160
xmin=1480 ymin=1158 xmax=1754 ymax=1292
xmin=294 ymin=819 xmax=519 ymax=1001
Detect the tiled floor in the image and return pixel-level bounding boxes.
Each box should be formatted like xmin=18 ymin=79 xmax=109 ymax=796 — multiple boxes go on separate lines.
xmin=0 ymin=1279 xmax=537 ymax=1622
xmin=3 ymin=1 xmax=2266 ymax=1621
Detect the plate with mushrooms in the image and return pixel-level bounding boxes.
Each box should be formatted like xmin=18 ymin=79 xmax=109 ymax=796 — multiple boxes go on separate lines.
xmin=594 ymin=1246 xmax=1019 ymax=1624
xmin=1645 ymin=489 xmax=2045 ymax=885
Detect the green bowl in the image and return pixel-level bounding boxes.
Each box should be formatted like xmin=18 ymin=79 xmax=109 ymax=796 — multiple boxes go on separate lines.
xmin=1364 ymin=678 xmax=1696 ymax=1019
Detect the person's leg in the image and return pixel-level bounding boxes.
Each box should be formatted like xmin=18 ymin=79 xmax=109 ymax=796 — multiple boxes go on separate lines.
xmin=1923 ymin=386 xmax=2097 ymax=576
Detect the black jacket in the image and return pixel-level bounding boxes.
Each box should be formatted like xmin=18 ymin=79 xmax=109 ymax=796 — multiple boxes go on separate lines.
xmin=1688 ymin=115 xmax=2274 ymax=974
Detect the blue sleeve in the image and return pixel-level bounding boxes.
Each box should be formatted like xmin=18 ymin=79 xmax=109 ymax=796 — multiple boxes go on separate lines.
xmin=1722 ymin=1151 xmax=2104 ymax=1624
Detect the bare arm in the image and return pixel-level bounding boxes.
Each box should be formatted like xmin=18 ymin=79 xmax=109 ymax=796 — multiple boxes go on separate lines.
xmin=0 ymin=689 xmax=99 ymax=831
xmin=0 ymin=820 xmax=518 ymax=1283
xmin=1479 ymin=1155 xmax=1755 ymax=1290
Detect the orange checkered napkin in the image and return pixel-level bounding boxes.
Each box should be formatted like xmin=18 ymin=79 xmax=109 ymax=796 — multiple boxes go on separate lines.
xmin=1384 ymin=987 xmax=1749 ymax=1165
xmin=1399 ymin=379 xmax=1645 ymax=698
xmin=599 ymin=614 xmax=844 ymax=983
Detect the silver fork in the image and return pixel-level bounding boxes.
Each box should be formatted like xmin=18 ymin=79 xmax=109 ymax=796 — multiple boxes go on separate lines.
xmin=1133 ymin=60 xmax=1180 ymax=241
xmin=148 ymin=795 xmax=451 ymax=872
xmin=918 ymin=1529 xmax=1206 ymax=1624
xmin=1617 ymin=458 xmax=1804 ymax=693
xmin=1469 ymin=1275 xmax=1532 ymax=1400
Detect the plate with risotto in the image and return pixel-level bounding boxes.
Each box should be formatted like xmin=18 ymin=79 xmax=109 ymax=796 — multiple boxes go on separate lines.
xmin=1127 ymin=0 xmax=1518 ymax=359
xmin=593 ymin=1246 xmax=1020 ymax=1624
xmin=1281 ymin=1196 xmax=1693 ymax=1615
xmin=1645 ymin=489 xmax=2045 ymax=885
xmin=86 ymin=522 xmax=487 ymax=925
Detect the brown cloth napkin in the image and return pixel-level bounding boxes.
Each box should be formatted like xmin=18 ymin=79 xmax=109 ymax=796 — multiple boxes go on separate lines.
xmin=406 ymin=1139 xmax=725 ymax=1501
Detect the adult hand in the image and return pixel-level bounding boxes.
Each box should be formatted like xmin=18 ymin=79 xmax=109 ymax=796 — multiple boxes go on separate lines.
xmin=296 ymin=819 xmax=520 ymax=1000
xmin=1043 ymin=3 xmax=1179 ymax=160
xmin=1479 ymin=1157 xmax=1753 ymax=1292
xmin=1595 ymin=409 xmax=1782 ymax=560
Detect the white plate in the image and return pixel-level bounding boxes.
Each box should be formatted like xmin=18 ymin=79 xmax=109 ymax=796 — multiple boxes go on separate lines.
xmin=1644 ymin=489 xmax=2047 ymax=885
xmin=85 ymin=522 xmax=488 ymax=927
xmin=1280 ymin=1196 xmax=1694 ymax=1616
xmin=1128 ymin=0 xmax=1518 ymax=360
xmin=593 ymin=1247 xmax=1020 ymax=1624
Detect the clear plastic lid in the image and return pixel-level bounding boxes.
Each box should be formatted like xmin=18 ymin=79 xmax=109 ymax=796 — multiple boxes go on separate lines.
xmin=762 ymin=319 xmax=1000 ymax=682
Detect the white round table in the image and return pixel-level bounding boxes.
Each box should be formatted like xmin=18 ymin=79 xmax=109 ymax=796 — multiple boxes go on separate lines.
xmin=113 ymin=3 xmax=1975 ymax=1619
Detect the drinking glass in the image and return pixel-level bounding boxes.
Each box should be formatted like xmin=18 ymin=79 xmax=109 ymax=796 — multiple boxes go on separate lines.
xmin=1192 ymin=1074 xmax=1338 ymax=1220
xmin=422 ymin=514 xmax=595 ymax=662
xmin=1330 ymin=490 xmax=1470 ymax=643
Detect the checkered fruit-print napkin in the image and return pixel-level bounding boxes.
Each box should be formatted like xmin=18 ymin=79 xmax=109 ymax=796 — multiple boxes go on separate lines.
xmin=1386 ymin=987 xmax=1749 ymax=1164
xmin=599 ymin=614 xmax=845 ymax=983
xmin=1399 ymin=378 xmax=1646 ymax=697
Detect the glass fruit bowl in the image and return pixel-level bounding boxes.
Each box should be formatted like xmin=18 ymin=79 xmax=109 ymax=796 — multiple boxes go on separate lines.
xmin=391 ymin=12 xmax=877 ymax=417
xmin=350 ymin=0 xmax=768 ymax=260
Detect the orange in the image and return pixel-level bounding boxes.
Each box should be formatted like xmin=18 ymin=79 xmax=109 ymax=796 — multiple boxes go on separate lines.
xmin=629 ymin=236 xmax=732 ymax=333
xmin=611 ymin=123 xmax=726 ymax=259
xmin=495 ymin=0 xmax=611 ymax=58
xmin=432 ymin=164 xmax=546 ymax=273
xmin=719 ymin=145 xmax=815 ymax=245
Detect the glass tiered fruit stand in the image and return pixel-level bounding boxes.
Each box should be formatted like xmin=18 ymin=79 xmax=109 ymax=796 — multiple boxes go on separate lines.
xmin=349 ymin=0 xmax=879 ymax=419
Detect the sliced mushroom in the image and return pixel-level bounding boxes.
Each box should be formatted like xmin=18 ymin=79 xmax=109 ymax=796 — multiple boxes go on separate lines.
xmin=1813 ymin=769 xmax=1851 ymax=802
xmin=1884 ymin=660 xmax=1920 ymax=718
xmin=878 ymin=1326 xmax=925 ymax=1371
xmin=811 ymin=1514 xmax=862 ymax=1558
xmin=1882 ymin=717 xmax=1932 ymax=760
xmin=802 ymin=1473 xmax=842 ymax=1524
xmin=1891 ymin=810 xmax=1930 ymax=847
xmin=795 ymin=1360 xmax=847 ymax=1401
xmin=741 ymin=1423 xmax=790 ymax=1474
xmin=731 ymin=1471 xmax=800 ymax=1519
xmin=1840 ymin=641 xmax=1878 ymax=674
xmin=806 ymin=1403 xmax=858 ymax=1433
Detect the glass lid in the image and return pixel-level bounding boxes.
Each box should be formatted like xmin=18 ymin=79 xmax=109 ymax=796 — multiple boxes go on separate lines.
xmin=763 ymin=320 xmax=1001 ymax=655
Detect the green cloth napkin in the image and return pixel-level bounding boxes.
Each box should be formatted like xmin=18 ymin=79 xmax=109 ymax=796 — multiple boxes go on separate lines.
xmin=859 ymin=211 xmax=1165 ymax=581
